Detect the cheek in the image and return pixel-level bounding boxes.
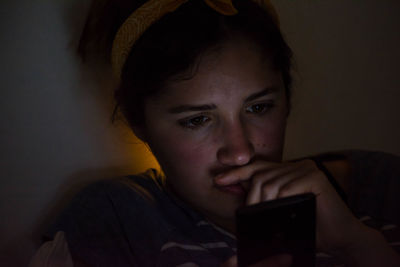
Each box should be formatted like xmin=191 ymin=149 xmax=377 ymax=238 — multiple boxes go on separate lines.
xmin=149 ymin=133 xmax=217 ymax=197
xmin=252 ymin=116 xmax=287 ymax=156
xmin=148 ymin=132 xmax=215 ymax=176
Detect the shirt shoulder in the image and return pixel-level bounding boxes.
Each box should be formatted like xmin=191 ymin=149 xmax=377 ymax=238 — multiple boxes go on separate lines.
xmin=44 ymin=169 xmax=168 ymax=266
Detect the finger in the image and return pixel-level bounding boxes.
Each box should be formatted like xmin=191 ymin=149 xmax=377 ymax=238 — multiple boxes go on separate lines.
xmin=214 ymin=161 xmax=280 ymax=186
xmin=248 ymin=253 xmax=293 ymax=267
xmin=277 ymin=170 xmax=325 ymax=199
xmin=245 ymin=162 xmax=312 ymax=205
xmin=272 ymin=160 xmax=330 ymax=200
xmin=261 ymin=166 xmax=315 ymax=202
xmin=245 ymin=164 xmax=298 ymax=205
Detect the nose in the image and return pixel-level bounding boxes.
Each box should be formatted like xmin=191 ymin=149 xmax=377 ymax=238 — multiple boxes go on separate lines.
xmin=216 ymin=121 xmax=255 ymax=166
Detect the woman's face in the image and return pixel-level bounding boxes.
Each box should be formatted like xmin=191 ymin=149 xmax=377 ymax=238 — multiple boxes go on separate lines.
xmin=137 ymin=38 xmax=288 ymax=228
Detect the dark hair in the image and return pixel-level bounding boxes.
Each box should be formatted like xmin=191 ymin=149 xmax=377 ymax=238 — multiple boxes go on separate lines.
xmin=78 ymin=0 xmax=293 ymax=128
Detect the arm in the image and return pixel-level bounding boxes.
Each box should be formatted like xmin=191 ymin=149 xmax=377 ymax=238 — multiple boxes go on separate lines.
xmin=340 ymin=225 xmax=400 ymax=267
xmin=321 ymin=155 xmax=400 ymax=266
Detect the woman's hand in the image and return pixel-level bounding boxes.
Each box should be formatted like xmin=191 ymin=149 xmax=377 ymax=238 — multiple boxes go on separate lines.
xmin=214 ymin=159 xmax=366 ymax=257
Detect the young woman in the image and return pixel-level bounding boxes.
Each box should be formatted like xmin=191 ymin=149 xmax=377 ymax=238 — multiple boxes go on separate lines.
xmin=31 ymin=0 xmax=400 ymax=266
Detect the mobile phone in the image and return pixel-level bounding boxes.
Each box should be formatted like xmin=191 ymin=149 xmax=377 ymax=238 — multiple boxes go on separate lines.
xmin=236 ymin=193 xmax=316 ymax=267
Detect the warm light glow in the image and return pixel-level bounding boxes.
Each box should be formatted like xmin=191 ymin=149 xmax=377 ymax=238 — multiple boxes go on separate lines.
xmin=117 ymin=126 xmax=161 ymax=174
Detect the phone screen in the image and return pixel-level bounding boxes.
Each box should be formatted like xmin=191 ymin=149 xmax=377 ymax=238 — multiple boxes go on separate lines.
xmin=236 ymin=193 xmax=316 ymax=267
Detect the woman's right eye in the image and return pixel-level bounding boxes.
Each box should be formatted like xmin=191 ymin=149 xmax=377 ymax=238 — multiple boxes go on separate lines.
xmin=178 ymin=115 xmax=211 ymax=130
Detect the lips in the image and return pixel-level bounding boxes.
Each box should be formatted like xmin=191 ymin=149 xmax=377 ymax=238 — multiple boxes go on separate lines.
xmin=217 ymin=183 xmax=246 ymax=196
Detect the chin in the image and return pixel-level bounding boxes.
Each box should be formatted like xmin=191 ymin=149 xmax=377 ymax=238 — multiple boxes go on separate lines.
xmin=210 ymin=196 xmax=245 ymax=221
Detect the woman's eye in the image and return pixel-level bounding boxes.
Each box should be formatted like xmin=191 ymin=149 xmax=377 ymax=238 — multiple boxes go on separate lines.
xmin=179 ymin=115 xmax=210 ymax=129
xmin=246 ymin=103 xmax=273 ymax=115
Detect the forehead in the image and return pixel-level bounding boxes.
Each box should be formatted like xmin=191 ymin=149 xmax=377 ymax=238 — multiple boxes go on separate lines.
xmin=151 ymin=39 xmax=282 ymax=105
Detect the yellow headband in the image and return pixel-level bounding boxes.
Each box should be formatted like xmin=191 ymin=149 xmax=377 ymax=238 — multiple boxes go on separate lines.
xmin=111 ymin=0 xmax=278 ymax=79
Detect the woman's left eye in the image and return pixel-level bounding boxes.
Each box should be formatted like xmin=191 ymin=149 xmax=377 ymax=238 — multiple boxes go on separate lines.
xmin=245 ymin=103 xmax=273 ymax=115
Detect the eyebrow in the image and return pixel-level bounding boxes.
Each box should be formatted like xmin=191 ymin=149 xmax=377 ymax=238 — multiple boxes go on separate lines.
xmin=168 ymin=87 xmax=278 ymax=114
xmin=168 ymin=104 xmax=217 ymax=114
xmin=244 ymin=87 xmax=278 ymax=102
